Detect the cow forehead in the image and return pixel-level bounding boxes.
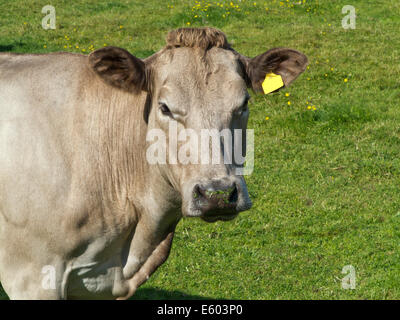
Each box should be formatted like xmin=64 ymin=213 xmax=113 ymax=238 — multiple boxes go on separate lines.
xmin=156 ymin=48 xmax=247 ymax=112
xmin=156 ymin=47 xmax=244 ymax=96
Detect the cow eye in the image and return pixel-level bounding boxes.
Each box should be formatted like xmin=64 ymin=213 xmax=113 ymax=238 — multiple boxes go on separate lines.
xmin=159 ymin=103 xmax=172 ymax=117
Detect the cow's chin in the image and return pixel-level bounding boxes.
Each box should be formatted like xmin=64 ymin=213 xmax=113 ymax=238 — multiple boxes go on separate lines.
xmin=182 ymin=206 xmax=239 ymax=223
xmin=200 ymin=212 xmax=239 ymax=223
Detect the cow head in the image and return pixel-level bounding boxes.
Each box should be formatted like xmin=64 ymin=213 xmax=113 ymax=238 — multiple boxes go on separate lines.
xmin=89 ymin=27 xmax=308 ymax=222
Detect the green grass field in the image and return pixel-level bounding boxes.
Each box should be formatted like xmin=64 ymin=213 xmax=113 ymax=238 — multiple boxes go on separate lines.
xmin=0 ymin=0 xmax=399 ymax=300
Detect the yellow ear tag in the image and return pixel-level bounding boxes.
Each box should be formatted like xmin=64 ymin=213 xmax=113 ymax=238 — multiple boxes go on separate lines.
xmin=261 ymin=72 xmax=284 ymax=94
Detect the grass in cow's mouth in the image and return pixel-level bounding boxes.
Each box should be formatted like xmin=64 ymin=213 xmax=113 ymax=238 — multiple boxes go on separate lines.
xmin=1 ymin=0 xmax=399 ymax=300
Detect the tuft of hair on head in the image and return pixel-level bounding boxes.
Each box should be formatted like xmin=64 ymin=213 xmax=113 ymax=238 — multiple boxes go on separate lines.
xmin=165 ymin=27 xmax=231 ymax=50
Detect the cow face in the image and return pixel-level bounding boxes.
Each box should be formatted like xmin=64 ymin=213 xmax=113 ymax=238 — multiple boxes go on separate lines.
xmin=89 ymin=28 xmax=308 ymax=222
xmin=147 ymin=46 xmax=252 ymax=222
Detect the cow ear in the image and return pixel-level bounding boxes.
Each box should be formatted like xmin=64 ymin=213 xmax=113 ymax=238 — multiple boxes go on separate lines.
xmin=240 ymin=48 xmax=308 ymax=93
xmin=88 ymin=46 xmax=149 ymax=93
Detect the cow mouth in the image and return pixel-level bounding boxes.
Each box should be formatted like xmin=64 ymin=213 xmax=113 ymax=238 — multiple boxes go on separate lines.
xmin=200 ymin=208 xmax=239 ymax=223
xmin=182 ymin=177 xmax=252 ymax=222
xmin=193 ymin=191 xmax=239 ymax=223
xmin=201 ymin=213 xmax=239 ymax=223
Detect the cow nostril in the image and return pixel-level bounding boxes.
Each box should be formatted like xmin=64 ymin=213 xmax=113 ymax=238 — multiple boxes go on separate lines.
xmin=193 ymin=184 xmax=238 ymax=207
xmin=228 ymin=186 xmax=238 ymax=204
xmin=193 ymin=184 xmax=206 ymax=199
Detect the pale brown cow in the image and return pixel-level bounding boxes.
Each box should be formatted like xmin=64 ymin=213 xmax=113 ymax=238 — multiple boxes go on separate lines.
xmin=0 ymin=27 xmax=307 ymax=299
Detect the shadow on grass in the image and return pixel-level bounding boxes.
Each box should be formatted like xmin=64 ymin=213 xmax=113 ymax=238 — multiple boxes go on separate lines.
xmin=0 ymin=40 xmax=44 ymax=53
xmin=0 ymin=45 xmax=14 ymax=52
xmin=131 ymin=288 xmax=214 ymax=300
xmin=0 ymin=283 xmax=213 ymax=300
xmin=0 ymin=283 xmax=8 ymax=300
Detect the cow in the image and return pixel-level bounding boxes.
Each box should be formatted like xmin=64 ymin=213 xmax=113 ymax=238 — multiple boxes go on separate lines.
xmin=0 ymin=27 xmax=307 ymax=299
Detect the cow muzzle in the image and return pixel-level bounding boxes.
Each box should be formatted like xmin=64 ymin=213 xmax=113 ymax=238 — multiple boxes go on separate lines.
xmin=183 ymin=177 xmax=252 ymax=222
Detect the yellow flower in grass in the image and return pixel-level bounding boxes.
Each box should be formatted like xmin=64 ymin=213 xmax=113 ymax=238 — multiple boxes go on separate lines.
xmin=265 ymin=116 xmax=270 ymax=120
xmin=285 ymin=93 xmax=290 ymax=97
xmin=287 ymin=101 xmax=291 ymax=106
xmin=344 ymin=78 xmax=348 ymax=82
